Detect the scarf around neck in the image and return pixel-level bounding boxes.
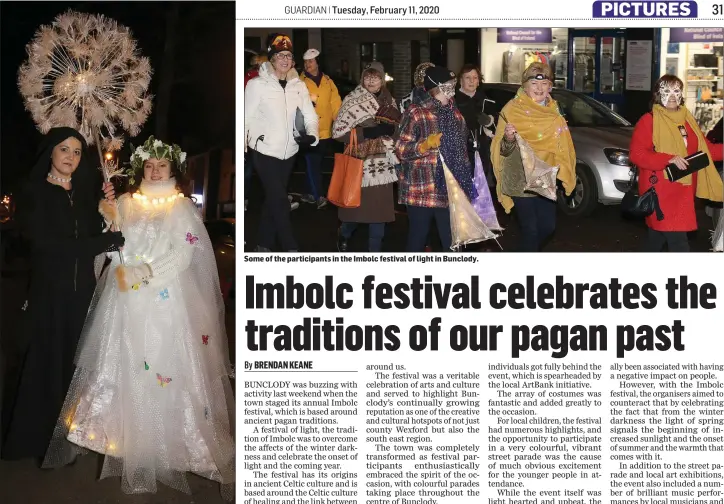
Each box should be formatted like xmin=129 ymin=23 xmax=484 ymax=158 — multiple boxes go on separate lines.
xmin=434 ymin=100 xmax=477 ymax=201
xmin=332 ymin=85 xmax=400 ymax=187
xmin=305 ymin=71 xmax=324 ymax=88
xmin=332 ymin=85 xmax=380 ymax=139
xmin=652 ymin=104 xmax=716 ymax=186
xmin=498 ymin=88 xmax=570 ymax=156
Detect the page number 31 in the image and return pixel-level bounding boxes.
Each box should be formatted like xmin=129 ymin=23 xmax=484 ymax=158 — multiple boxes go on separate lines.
xmin=715 ymin=4 xmax=723 ymax=14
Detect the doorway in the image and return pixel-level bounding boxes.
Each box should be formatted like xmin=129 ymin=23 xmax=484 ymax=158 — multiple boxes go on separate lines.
xmin=568 ymin=29 xmax=626 ymax=111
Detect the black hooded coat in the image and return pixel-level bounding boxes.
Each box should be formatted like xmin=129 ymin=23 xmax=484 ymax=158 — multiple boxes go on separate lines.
xmin=2 ymin=127 xmax=123 ymax=460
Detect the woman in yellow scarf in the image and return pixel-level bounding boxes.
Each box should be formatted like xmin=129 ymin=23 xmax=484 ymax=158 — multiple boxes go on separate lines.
xmin=629 ymin=74 xmax=723 ymax=252
xmin=490 ymin=62 xmax=576 ymax=252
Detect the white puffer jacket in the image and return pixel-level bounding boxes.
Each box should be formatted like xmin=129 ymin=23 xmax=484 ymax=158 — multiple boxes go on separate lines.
xmin=245 ymin=62 xmax=319 ymax=160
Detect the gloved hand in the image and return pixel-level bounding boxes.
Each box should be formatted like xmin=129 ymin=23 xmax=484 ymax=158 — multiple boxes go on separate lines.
xmin=477 ymin=111 xmax=494 ymax=128
xmin=295 ymin=134 xmax=317 ymax=146
xmin=419 ymin=133 xmax=442 ymax=154
xmin=115 ymin=263 xmax=152 ymax=292
xmin=363 ymin=123 xmax=395 ymax=140
xmin=504 ymin=123 xmax=517 ymax=142
xmin=93 ymin=231 xmax=124 ymax=254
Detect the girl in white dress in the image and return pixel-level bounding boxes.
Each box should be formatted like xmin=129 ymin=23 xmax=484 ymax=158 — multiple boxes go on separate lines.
xmin=43 ymin=137 xmax=235 ymax=499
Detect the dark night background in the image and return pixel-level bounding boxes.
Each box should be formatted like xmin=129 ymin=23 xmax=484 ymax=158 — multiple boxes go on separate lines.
xmin=0 ymin=1 xmax=235 ymax=195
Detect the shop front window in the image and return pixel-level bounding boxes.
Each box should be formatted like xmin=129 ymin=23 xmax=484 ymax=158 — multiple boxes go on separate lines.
xmin=600 ymin=35 xmax=625 ymax=94
xmin=659 ymin=28 xmax=723 ymax=133
xmin=572 ymin=37 xmax=596 ymax=93
xmin=551 ymin=28 xmax=568 ymax=88
xmin=496 ymin=28 xmax=567 ymax=86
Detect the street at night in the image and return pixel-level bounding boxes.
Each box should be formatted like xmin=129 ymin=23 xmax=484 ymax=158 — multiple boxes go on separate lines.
xmin=244 ymin=167 xmax=719 ymax=253
xmin=242 ymin=27 xmax=721 ymax=254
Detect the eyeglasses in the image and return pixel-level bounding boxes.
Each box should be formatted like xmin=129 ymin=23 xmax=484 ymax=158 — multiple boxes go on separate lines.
xmin=275 ymin=53 xmax=294 ymax=61
xmin=363 ymin=75 xmax=382 ymax=82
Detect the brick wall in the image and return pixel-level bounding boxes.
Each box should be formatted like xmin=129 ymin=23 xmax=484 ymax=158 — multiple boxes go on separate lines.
xmin=421 ymin=43 xmax=430 ymax=63
xmin=322 ymin=29 xmax=352 ymax=77
xmin=244 ymin=28 xmax=433 ymax=88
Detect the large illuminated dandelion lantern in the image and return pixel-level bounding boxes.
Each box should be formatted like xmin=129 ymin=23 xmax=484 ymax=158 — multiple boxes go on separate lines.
xmin=18 ymin=10 xmax=153 ymax=266
xmin=17 ymin=10 xmax=153 ymax=166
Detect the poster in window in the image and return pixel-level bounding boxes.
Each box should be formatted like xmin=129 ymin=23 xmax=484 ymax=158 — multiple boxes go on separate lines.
xmin=625 ymin=40 xmax=653 ymax=91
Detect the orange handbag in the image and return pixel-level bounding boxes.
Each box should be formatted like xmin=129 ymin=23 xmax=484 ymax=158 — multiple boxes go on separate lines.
xmin=327 ymin=129 xmax=363 ymax=208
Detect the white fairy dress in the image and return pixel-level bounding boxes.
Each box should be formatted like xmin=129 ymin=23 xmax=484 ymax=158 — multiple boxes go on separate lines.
xmin=713 ymin=210 xmax=723 ymax=252
xmin=43 ymin=179 xmax=235 ymax=497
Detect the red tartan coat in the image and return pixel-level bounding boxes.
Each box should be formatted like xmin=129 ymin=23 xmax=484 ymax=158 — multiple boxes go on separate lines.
xmin=395 ymin=98 xmax=467 ymax=208
xmin=629 ymin=112 xmax=722 ymax=232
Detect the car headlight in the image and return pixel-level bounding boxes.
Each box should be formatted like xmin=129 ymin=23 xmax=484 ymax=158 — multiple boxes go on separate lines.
xmin=604 ymin=148 xmax=630 ymax=166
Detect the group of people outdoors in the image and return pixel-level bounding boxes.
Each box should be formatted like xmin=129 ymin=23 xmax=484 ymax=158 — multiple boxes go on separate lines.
xmin=244 ymin=32 xmax=723 ymax=253
xmin=2 ymin=130 xmax=235 ymax=498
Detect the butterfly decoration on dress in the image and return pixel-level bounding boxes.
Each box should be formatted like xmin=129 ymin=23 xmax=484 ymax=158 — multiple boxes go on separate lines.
xmin=144 ymin=361 xmax=149 ymax=371
xmin=159 ymin=288 xmax=169 ymax=300
xmin=202 ymin=335 xmax=209 ymax=345
xmin=204 ymin=407 xmax=209 ymax=420
xmin=186 ymin=232 xmax=199 ymax=245
xmin=156 ymin=373 xmax=172 ymax=387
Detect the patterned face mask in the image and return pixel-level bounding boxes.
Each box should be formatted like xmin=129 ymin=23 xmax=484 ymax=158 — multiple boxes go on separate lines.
xmin=438 ymin=80 xmax=456 ymax=99
xmin=659 ymin=82 xmax=682 ymax=105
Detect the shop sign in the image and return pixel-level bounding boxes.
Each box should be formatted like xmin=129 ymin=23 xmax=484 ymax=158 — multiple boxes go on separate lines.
xmin=669 ymin=28 xmax=724 ymax=42
xmin=497 ymin=29 xmax=552 ymax=43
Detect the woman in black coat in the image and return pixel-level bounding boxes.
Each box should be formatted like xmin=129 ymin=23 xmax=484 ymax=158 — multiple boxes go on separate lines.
xmin=454 ymin=64 xmax=495 ymax=186
xmin=2 ymin=127 xmax=124 ymax=462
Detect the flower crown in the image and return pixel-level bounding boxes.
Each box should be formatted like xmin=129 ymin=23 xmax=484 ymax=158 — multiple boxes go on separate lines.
xmin=125 ymin=136 xmax=187 ymax=185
